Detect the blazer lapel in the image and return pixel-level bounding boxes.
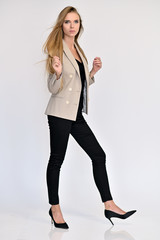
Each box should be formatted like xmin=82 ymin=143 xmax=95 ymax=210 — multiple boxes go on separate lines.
xmin=74 ymin=42 xmax=89 ymax=85
xmin=62 ymin=39 xmax=89 ymax=85
xmin=62 ymin=39 xmax=80 ymax=78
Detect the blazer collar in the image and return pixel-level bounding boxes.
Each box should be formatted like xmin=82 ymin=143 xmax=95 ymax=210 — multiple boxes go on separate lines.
xmin=62 ymin=39 xmax=87 ymax=79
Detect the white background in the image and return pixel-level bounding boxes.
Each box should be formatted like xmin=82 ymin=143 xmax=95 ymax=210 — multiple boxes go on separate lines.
xmin=0 ymin=0 xmax=160 ymax=238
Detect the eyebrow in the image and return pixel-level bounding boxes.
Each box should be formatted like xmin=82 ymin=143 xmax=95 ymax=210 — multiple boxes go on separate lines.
xmin=64 ymin=19 xmax=79 ymax=21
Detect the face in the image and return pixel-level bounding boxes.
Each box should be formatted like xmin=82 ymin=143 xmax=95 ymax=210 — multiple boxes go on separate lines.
xmin=62 ymin=12 xmax=80 ymax=39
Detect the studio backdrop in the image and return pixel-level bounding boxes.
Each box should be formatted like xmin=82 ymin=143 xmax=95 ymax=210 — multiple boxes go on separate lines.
xmin=0 ymin=0 xmax=160 ymax=217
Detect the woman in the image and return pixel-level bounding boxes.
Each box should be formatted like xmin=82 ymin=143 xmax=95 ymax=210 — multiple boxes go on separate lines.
xmin=43 ymin=6 xmax=136 ymax=229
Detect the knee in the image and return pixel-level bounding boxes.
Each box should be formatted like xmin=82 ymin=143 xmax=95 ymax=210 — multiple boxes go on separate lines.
xmin=48 ymin=153 xmax=64 ymax=170
xmin=91 ymin=150 xmax=106 ymax=166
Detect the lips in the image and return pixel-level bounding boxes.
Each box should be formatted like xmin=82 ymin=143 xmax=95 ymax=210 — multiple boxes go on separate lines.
xmin=69 ymin=30 xmax=75 ymax=32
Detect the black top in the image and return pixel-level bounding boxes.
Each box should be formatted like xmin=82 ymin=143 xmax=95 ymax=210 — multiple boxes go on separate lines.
xmin=75 ymin=59 xmax=86 ymax=116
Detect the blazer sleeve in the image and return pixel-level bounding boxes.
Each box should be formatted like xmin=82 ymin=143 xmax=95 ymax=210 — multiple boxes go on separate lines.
xmin=47 ymin=73 xmax=63 ymax=95
xmin=89 ymin=75 xmax=95 ymax=86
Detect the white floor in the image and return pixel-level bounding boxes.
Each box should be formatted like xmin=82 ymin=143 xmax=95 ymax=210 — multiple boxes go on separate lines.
xmin=1 ymin=207 xmax=159 ymax=240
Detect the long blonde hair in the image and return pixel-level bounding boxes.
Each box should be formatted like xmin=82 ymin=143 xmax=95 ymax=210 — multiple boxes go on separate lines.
xmin=42 ymin=6 xmax=88 ymax=75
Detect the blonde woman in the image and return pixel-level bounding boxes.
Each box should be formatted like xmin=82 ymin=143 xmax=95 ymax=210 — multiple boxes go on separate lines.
xmin=43 ymin=6 xmax=136 ymax=229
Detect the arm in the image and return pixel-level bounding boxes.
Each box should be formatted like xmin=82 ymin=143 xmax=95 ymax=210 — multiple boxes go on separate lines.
xmin=89 ymin=70 xmax=96 ymax=86
xmin=47 ymin=56 xmax=63 ymax=94
xmin=89 ymin=57 xmax=102 ymax=85
xmin=47 ymin=72 xmax=63 ymax=95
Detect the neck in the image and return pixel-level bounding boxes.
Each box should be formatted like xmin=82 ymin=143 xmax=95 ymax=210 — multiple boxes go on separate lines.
xmin=63 ymin=36 xmax=76 ymax=50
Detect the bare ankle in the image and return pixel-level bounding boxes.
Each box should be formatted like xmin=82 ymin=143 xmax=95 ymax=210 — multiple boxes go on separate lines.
xmin=51 ymin=204 xmax=61 ymax=212
xmin=104 ymin=200 xmax=115 ymax=209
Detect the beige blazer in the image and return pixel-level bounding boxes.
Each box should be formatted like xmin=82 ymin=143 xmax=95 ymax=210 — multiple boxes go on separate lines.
xmin=44 ymin=39 xmax=95 ymax=121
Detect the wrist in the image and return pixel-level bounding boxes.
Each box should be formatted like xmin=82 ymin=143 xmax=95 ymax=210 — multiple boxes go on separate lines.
xmin=56 ymin=72 xmax=62 ymax=80
xmin=90 ymin=69 xmax=96 ymax=78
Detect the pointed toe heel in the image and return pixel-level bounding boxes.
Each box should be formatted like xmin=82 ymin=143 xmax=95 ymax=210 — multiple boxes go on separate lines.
xmin=104 ymin=209 xmax=137 ymax=225
xmin=49 ymin=208 xmax=69 ymax=229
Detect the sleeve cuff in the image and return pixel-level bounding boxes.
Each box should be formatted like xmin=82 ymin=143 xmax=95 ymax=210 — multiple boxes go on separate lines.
xmin=47 ymin=73 xmax=63 ymax=94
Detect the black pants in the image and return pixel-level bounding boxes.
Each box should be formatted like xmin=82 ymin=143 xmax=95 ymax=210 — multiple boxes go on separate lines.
xmin=46 ymin=112 xmax=113 ymax=205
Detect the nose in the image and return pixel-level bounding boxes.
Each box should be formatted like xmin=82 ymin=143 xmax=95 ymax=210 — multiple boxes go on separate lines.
xmin=70 ymin=22 xmax=74 ymax=28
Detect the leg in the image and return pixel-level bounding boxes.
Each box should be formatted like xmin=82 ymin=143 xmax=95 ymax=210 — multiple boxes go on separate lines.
xmin=70 ymin=114 xmax=113 ymax=202
xmin=46 ymin=115 xmax=72 ymax=223
xmin=71 ymin=114 xmax=127 ymax=214
xmin=46 ymin=115 xmax=72 ymax=205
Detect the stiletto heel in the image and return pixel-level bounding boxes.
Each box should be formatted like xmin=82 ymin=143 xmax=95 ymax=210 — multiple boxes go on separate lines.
xmin=104 ymin=209 xmax=136 ymax=225
xmin=49 ymin=207 xmax=69 ymax=229
xmin=108 ymin=217 xmax=114 ymax=225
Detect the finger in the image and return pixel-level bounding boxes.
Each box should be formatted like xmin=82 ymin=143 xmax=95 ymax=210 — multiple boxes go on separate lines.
xmin=94 ymin=60 xmax=100 ymax=63
xmin=93 ymin=58 xmax=101 ymax=62
xmin=95 ymin=63 xmax=102 ymax=67
xmin=53 ymin=59 xmax=60 ymax=63
xmin=53 ymin=57 xmax=60 ymax=61
xmin=95 ymin=62 xmax=101 ymax=65
xmin=54 ymin=63 xmax=60 ymax=67
xmin=53 ymin=59 xmax=61 ymax=65
xmin=94 ymin=57 xmax=101 ymax=60
xmin=53 ymin=56 xmax=61 ymax=62
xmin=53 ymin=55 xmax=60 ymax=59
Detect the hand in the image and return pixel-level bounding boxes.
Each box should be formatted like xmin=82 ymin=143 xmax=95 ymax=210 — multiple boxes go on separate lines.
xmin=52 ymin=56 xmax=62 ymax=76
xmin=92 ymin=57 xmax=102 ymax=74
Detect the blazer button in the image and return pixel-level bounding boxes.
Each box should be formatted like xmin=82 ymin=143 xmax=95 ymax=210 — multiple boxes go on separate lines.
xmin=69 ymin=87 xmax=72 ymax=91
xmin=66 ymin=100 xmax=69 ymax=104
xmin=69 ymin=74 xmax=73 ymax=78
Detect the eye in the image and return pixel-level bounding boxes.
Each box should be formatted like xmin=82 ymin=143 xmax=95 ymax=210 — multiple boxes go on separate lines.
xmin=75 ymin=20 xmax=79 ymax=23
xmin=64 ymin=20 xmax=70 ymax=24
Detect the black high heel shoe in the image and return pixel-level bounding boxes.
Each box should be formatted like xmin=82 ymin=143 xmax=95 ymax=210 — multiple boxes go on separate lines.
xmin=104 ymin=209 xmax=137 ymax=225
xmin=49 ymin=207 xmax=69 ymax=229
